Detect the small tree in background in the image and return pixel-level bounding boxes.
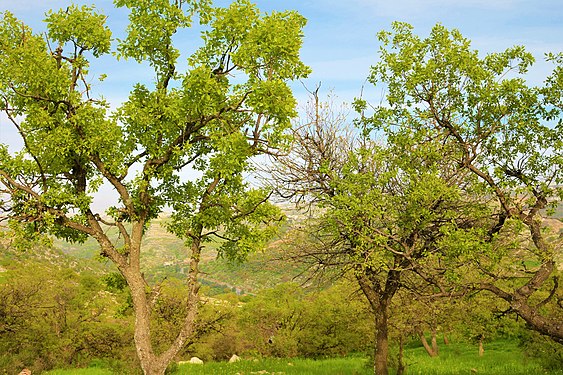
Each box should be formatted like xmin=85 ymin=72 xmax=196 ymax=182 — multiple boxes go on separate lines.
xmin=0 ymin=0 xmax=309 ymax=373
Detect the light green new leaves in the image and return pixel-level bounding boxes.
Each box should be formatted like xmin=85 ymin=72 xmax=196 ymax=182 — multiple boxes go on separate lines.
xmin=45 ymin=5 xmax=111 ymax=57
xmin=232 ymin=8 xmax=310 ymax=80
xmin=0 ymin=8 xmax=118 ymax=243
xmin=318 ymin=143 xmax=449 ymax=271
xmin=0 ymin=12 xmax=68 ymax=106
xmin=181 ymin=65 xmax=228 ymax=117
xmin=368 ymin=21 xmax=562 ymax=200
xmin=1 ymin=0 xmax=308 ymax=264
xmin=115 ymin=0 xmax=211 ymax=78
xmin=191 ymin=0 xmax=310 ymax=80
xmin=188 ymin=0 xmax=309 ymax=135
xmin=167 ymin=177 xmax=284 ymax=262
xmin=113 ymin=0 xmax=308 ymax=254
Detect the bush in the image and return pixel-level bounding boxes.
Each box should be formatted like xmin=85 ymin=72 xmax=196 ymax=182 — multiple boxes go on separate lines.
xmin=520 ymin=331 xmax=563 ymax=371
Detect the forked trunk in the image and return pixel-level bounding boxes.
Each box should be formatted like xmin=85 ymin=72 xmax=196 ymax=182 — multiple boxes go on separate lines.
xmin=418 ymin=330 xmax=438 ymax=357
xmin=120 ymin=225 xmax=202 ymax=375
xmin=125 ymin=263 xmax=169 ymax=375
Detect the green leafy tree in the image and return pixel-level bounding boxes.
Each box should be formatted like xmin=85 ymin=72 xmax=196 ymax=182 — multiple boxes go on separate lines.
xmin=272 ymin=92 xmax=479 ymax=374
xmin=297 ymin=280 xmax=373 ymax=358
xmin=363 ymin=22 xmax=563 ymax=343
xmin=0 ymin=1 xmax=309 ymax=373
xmin=239 ymin=282 xmax=307 ymax=358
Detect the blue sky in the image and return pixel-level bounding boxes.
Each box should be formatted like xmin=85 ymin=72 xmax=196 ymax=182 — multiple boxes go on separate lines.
xmin=1 ymin=0 xmax=562 ymax=210
xmin=4 ymin=0 xmax=563 ymax=107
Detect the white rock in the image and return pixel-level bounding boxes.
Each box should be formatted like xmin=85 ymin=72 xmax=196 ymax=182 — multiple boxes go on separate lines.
xmin=229 ymin=354 xmax=241 ymax=363
xmin=189 ymin=357 xmax=204 ymax=364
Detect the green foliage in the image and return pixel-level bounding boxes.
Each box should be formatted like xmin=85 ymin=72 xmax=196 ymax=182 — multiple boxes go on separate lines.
xmin=1 ymin=2 xmax=309 ymax=370
xmin=0 ymin=262 xmax=134 ymax=374
xmin=367 ymin=21 xmax=562 ymax=209
xmin=236 ymin=282 xmax=372 ymax=359
xmin=359 ymin=22 xmax=563 ymax=351
xmin=520 ymin=331 xmax=563 ymax=371
xmin=0 ymin=0 xmax=309 ymax=257
xmin=102 ymin=272 xmax=128 ymax=292
xmin=46 ymin=5 xmax=112 ymax=57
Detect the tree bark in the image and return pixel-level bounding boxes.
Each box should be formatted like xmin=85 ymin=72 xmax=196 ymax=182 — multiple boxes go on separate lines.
xmin=357 ymin=275 xmax=394 ymax=375
xmin=110 ymin=220 xmax=203 ymax=375
xmin=480 ymin=260 xmax=563 ymax=344
xmin=374 ymin=307 xmax=389 ymax=375
xmin=431 ymin=327 xmax=439 ymax=356
xmin=397 ymin=335 xmax=405 ymax=375
xmin=418 ymin=330 xmax=438 ymax=357
xmin=443 ymin=332 xmax=450 ymax=345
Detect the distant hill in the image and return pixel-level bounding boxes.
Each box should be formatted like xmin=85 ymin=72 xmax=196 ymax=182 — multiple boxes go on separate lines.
xmin=45 ymin=215 xmax=306 ymax=295
xmin=2 ymin=201 xmax=561 ymax=293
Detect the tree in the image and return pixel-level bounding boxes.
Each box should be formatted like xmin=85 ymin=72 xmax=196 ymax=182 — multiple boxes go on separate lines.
xmin=0 ymin=1 xmax=309 ymax=373
xmin=271 ymin=91 xmax=479 ymax=374
xmin=363 ymin=22 xmax=563 ymax=343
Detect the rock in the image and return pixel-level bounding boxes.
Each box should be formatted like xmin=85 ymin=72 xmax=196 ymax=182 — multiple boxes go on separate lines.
xmin=189 ymin=357 xmax=204 ymax=364
xmin=18 ymin=369 xmax=31 ymax=375
xmin=229 ymin=354 xmax=241 ymax=363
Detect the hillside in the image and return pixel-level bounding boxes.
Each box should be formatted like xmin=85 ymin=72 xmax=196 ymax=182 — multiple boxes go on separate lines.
xmin=3 ymin=202 xmax=561 ymax=293
xmin=46 ymin=215 xmax=306 ymax=295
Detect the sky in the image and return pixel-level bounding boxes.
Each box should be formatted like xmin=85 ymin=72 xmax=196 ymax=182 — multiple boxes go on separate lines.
xmin=1 ymin=0 xmax=563 ymax=209
xmin=3 ymin=0 xmax=563 ymax=108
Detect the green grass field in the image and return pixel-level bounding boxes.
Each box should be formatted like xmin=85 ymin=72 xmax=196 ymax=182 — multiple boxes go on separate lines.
xmin=402 ymin=340 xmax=561 ymax=375
xmin=44 ymin=339 xmax=563 ymax=375
xmin=174 ymin=357 xmax=370 ymax=375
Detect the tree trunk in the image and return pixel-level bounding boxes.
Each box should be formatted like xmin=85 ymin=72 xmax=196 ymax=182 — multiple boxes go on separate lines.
xmin=443 ymin=332 xmax=450 ymax=345
xmin=357 ymin=271 xmax=402 ymax=375
xmin=374 ymin=307 xmax=390 ymax=375
xmin=119 ymin=224 xmax=202 ymax=375
xmin=478 ymin=335 xmax=484 ymax=357
xmin=125 ymin=266 xmax=167 ymax=375
xmin=128 ymin=281 xmax=158 ymax=373
xmin=431 ymin=327 xmax=439 ymax=356
xmin=397 ymin=335 xmax=405 ymax=375
xmin=418 ymin=330 xmax=438 ymax=357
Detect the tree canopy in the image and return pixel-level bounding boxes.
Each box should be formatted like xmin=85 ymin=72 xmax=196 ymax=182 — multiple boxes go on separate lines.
xmin=0 ymin=1 xmax=309 ymax=374
xmin=361 ymin=21 xmax=562 ymax=344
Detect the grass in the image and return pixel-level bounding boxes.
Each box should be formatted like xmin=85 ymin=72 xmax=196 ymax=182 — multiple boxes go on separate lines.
xmin=42 ymin=340 xmax=563 ymax=375
xmin=402 ymin=340 xmax=562 ymax=375
xmin=44 ymin=369 xmax=114 ymax=375
xmin=175 ymin=357 xmax=370 ymax=375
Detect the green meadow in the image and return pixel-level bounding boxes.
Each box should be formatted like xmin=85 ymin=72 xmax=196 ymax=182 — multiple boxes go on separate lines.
xmin=44 ymin=340 xmax=563 ymax=375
